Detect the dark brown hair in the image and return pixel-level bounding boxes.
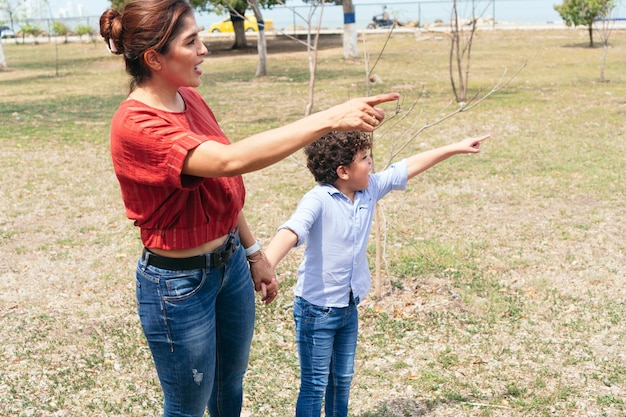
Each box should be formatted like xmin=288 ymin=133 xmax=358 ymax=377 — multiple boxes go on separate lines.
xmin=99 ymin=0 xmax=193 ymax=92
xmin=304 ymin=131 xmax=372 ymax=185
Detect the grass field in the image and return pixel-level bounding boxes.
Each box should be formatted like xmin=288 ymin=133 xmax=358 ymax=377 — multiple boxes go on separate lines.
xmin=0 ymin=28 xmax=625 ymax=417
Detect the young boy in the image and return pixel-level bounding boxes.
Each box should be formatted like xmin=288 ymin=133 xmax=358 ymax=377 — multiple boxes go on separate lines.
xmin=264 ymin=131 xmax=490 ymax=417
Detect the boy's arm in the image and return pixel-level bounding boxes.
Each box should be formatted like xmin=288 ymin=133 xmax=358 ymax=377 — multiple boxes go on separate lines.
xmin=407 ymin=135 xmax=490 ymax=180
xmin=264 ymin=228 xmax=299 ymax=270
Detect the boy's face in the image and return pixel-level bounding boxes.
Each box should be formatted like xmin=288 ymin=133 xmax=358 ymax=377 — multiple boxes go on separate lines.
xmin=344 ymin=148 xmax=372 ymax=191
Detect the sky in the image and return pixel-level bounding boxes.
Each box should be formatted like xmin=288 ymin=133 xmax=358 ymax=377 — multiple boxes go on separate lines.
xmin=43 ymin=0 xmax=580 ymax=30
xmin=61 ymin=0 xmax=110 ymax=17
xmin=55 ymin=0 xmax=565 ymax=20
xmin=42 ymin=0 xmax=110 ymax=17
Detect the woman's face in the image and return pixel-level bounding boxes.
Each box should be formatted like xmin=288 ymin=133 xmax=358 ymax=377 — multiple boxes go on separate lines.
xmin=157 ymin=13 xmax=208 ymax=89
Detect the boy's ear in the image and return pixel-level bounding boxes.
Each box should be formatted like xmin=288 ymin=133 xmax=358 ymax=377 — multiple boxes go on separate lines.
xmin=336 ymin=165 xmax=349 ymax=180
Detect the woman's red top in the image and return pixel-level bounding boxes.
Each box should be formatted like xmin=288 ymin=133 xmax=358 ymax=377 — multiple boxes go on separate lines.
xmin=110 ymin=87 xmax=245 ymax=250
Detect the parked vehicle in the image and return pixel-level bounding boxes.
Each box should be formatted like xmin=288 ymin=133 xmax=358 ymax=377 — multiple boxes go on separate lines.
xmin=208 ymin=15 xmax=274 ymax=33
xmin=0 ymin=25 xmax=16 ymax=39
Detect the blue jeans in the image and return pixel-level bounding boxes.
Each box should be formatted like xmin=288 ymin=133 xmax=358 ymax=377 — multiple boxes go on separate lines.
xmin=136 ymin=239 xmax=255 ymax=417
xmin=293 ymin=296 xmax=359 ymax=417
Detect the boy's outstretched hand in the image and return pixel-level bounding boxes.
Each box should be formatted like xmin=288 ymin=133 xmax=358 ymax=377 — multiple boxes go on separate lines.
xmin=406 ymin=134 xmax=492 ymax=180
xmin=457 ymin=134 xmax=491 ymax=154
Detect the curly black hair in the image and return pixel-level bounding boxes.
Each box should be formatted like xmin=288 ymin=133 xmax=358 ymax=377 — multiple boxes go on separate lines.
xmin=304 ymin=131 xmax=372 ymax=184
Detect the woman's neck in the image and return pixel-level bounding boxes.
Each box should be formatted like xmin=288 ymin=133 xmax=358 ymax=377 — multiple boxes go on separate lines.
xmin=129 ymin=84 xmax=185 ymax=112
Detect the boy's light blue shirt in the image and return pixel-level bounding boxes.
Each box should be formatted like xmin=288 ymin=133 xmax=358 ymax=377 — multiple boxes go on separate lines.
xmin=279 ymin=159 xmax=408 ymax=308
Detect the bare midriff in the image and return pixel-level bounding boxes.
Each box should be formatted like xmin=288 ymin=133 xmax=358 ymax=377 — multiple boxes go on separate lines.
xmin=148 ymin=233 xmax=230 ymax=258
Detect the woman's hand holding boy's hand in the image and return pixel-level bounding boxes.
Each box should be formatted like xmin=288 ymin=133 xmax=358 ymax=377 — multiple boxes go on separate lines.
xmin=248 ymin=250 xmax=278 ymax=304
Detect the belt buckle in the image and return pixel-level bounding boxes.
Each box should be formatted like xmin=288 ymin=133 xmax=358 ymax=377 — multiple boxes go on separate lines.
xmin=211 ymin=252 xmax=226 ymax=268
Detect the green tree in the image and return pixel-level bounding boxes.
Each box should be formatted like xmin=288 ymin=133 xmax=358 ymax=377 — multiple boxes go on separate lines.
xmin=554 ymin=0 xmax=615 ymax=47
xmin=0 ymin=0 xmax=22 ymax=33
xmin=51 ymin=20 xmax=71 ymax=43
xmin=19 ymin=22 xmax=41 ymax=43
xmin=75 ymin=24 xmax=95 ymax=43
xmin=110 ymin=0 xmax=280 ymax=50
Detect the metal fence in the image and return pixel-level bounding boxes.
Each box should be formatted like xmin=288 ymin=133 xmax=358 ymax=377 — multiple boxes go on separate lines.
xmin=0 ymin=0 xmax=569 ymax=34
xmin=193 ymin=0 xmax=564 ymax=31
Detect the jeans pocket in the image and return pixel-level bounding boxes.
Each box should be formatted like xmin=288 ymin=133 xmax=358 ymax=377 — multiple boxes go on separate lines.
xmin=297 ymin=298 xmax=332 ymax=324
xmin=162 ymin=269 xmax=206 ymax=301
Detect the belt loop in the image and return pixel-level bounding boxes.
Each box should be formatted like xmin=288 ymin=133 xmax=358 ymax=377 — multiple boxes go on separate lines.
xmin=231 ymin=227 xmax=239 ymax=246
xmin=204 ymin=252 xmax=212 ymax=271
xmin=141 ymin=248 xmax=150 ymax=271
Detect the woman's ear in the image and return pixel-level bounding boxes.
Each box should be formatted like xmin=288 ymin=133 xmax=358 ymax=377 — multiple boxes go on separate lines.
xmin=143 ymin=49 xmax=162 ymax=71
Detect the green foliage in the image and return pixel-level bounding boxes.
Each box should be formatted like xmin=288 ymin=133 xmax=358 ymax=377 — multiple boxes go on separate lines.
xmin=554 ymin=0 xmax=614 ymax=27
xmin=51 ymin=21 xmax=71 ymax=37
xmin=109 ymin=0 xmax=125 ymax=11
xmin=75 ymin=25 xmax=94 ymax=37
xmin=554 ymin=0 xmax=615 ymax=46
xmin=19 ymin=22 xmax=41 ymax=37
xmin=109 ymin=0 xmax=282 ymax=14
xmin=75 ymin=25 xmax=95 ymax=43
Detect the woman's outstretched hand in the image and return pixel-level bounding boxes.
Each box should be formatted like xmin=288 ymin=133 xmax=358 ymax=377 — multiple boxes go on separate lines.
xmin=327 ymin=92 xmax=400 ymax=133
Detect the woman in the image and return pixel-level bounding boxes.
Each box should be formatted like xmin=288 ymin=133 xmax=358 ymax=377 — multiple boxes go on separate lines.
xmin=99 ymin=1 xmax=398 ymax=416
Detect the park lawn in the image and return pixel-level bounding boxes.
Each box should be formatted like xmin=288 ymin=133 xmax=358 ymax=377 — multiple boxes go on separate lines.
xmin=0 ymin=28 xmax=624 ymax=416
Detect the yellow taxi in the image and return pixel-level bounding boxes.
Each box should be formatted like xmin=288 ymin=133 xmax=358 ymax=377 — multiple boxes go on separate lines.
xmin=208 ymin=15 xmax=274 ymax=33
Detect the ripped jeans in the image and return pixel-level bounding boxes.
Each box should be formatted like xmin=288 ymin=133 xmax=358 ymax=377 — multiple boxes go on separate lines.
xmin=136 ymin=240 xmax=255 ymax=417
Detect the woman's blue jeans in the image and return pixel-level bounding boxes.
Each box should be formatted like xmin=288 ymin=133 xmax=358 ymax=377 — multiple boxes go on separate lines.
xmin=136 ymin=240 xmax=255 ymax=417
xmin=293 ymin=296 xmax=358 ymax=417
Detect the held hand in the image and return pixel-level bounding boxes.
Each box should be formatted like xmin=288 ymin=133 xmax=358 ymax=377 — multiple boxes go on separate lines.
xmin=329 ymin=93 xmax=400 ymax=133
xmin=260 ymin=278 xmax=279 ymax=305
xmin=248 ymin=251 xmax=278 ymax=304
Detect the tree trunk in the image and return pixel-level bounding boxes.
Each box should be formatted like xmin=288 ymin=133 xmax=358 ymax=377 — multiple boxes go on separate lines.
xmin=250 ymin=1 xmax=268 ymax=77
xmin=600 ymin=41 xmax=607 ymax=81
xmin=230 ymin=11 xmax=248 ymax=49
xmin=305 ymin=23 xmax=320 ymax=116
xmin=0 ymin=41 xmax=6 ymax=69
xmin=588 ymin=24 xmax=594 ymax=47
xmin=342 ymin=0 xmax=358 ymax=59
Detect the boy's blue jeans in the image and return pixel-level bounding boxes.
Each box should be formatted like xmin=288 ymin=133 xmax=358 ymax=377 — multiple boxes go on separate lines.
xmin=293 ymin=296 xmax=359 ymax=417
xmin=136 ymin=243 xmax=255 ymax=417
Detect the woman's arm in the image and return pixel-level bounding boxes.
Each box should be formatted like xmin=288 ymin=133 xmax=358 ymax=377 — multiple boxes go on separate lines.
xmin=184 ymin=93 xmax=400 ymax=178
xmin=238 ymin=212 xmax=277 ymax=304
xmin=237 ymin=211 xmax=258 ymax=251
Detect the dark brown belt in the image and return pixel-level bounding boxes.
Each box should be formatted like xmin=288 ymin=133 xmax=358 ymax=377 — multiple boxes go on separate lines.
xmin=142 ymin=232 xmax=237 ymax=270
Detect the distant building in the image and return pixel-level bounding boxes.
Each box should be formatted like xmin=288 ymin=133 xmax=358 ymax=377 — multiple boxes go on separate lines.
xmin=21 ymin=0 xmax=86 ymax=19
xmin=23 ymin=0 xmax=47 ymax=20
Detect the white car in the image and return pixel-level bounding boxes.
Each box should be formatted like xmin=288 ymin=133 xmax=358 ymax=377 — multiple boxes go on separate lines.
xmin=1 ymin=25 xmax=16 ymax=39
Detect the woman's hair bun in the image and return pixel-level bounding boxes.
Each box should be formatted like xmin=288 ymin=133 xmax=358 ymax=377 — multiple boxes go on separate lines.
xmin=100 ymin=8 xmax=124 ymax=55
